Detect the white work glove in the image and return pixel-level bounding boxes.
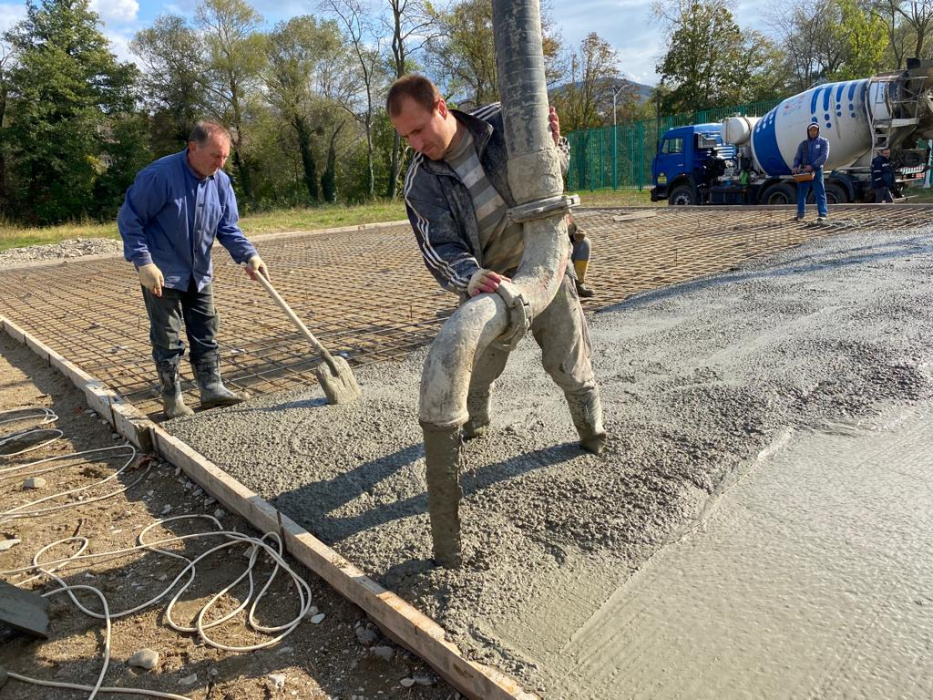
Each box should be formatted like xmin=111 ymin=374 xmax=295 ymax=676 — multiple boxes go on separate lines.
xmin=137 ymin=263 xmax=164 ymax=297
xmin=244 ymin=255 xmax=269 ymax=281
xmin=467 ymin=268 xmax=505 ymax=297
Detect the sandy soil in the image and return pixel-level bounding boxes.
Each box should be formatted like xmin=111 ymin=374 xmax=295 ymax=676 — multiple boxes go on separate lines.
xmin=167 ymin=227 xmax=933 ymax=697
xmin=0 ymin=334 xmax=458 ymax=699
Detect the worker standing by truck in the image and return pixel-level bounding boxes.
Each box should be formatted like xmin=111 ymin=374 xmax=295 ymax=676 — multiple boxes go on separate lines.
xmin=870 ymin=148 xmax=896 ymax=203
xmin=118 ymin=121 xmax=269 ymax=419
xmin=792 ymin=123 xmax=831 ymax=222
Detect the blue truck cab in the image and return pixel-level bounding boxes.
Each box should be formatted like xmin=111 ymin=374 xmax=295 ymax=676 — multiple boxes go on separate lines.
xmin=651 ymin=124 xmax=726 ymax=204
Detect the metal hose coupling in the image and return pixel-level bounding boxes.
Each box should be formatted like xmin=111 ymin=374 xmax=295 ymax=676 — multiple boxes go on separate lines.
xmin=492 ymin=280 xmax=530 ymax=351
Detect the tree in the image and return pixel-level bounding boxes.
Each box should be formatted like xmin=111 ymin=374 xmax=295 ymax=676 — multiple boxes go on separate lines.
xmin=427 ymin=0 xmax=564 ymax=107
xmin=870 ymin=1 xmax=933 ymax=67
xmin=319 ymin=0 xmax=386 ymax=200
xmin=3 ymin=0 xmax=139 ymax=224
xmin=550 ymin=33 xmax=633 ymax=131
xmin=654 ymin=0 xmax=781 ymax=113
xmin=0 ymin=39 xmax=15 ymax=211
xmin=196 ymin=0 xmax=266 ymax=204
xmin=769 ymin=0 xmax=887 ymax=91
xmin=384 ymin=0 xmax=437 ymax=198
xmin=264 ymin=16 xmax=344 ymax=202
xmin=131 ymin=15 xmax=206 ymax=156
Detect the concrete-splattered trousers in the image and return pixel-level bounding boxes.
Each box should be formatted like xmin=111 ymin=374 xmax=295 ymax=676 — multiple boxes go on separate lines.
xmin=465 ymin=271 xmax=599 ymax=431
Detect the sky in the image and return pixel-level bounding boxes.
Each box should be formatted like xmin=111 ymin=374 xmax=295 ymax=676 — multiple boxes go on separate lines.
xmin=0 ymin=0 xmax=770 ymax=87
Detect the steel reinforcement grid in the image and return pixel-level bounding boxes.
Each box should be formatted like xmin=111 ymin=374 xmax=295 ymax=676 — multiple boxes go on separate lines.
xmin=2 ymin=206 xmax=930 ymax=419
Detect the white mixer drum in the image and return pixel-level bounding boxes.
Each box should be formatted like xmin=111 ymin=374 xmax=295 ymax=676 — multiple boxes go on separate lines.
xmin=750 ymin=79 xmax=888 ymax=176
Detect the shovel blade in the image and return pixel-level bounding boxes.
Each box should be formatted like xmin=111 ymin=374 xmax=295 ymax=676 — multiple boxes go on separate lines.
xmin=315 ymin=356 xmax=361 ymax=404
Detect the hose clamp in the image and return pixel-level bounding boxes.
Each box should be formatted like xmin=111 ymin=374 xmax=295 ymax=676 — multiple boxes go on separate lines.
xmin=508 ymin=194 xmax=580 ymax=224
xmin=493 ymin=280 xmax=531 ymax=351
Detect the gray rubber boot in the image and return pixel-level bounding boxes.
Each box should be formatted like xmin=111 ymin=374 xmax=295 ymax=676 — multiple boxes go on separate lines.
xmin=463 ymin=389 xmax=491 ymax=440
xmin=421 ymin=423 xmax=463 ymax=568
xmin=567 ymin=391 xmax=607 ymax=455
xmin=156 ymin=363 xmax=194 ymax=419
xmin=193 ymin=358 xmax=244 ymax=409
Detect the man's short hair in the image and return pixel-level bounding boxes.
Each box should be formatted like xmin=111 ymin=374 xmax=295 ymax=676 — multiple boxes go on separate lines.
xmin=189 ymin=121 xmax=231 ymax=146
xmin=386 ymin=75 xmax=441 ymax=117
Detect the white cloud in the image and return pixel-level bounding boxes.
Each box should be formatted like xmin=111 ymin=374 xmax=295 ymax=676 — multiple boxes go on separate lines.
xmin=106 ymin=29 xmax=136 ymax=63
xmin=90 ymin=0 xmax=139 ymax=24
xmin=0 ymin=3 xmax=27 ymax=33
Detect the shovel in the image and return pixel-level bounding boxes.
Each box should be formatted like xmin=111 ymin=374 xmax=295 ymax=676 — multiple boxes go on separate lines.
xmin=249 ymin=270 xmax=361 ymax=405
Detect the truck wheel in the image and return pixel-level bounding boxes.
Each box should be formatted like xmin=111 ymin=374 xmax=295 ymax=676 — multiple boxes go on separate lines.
xmin=824 ymin=183 xmax=847 ymax=204
xmin=807 ymin=183 xmax=849 ymax=204
xmin=763 ymin=183 xmax=796 ymax=205
xmin=668 ymin=185 xmax=696 ymax=206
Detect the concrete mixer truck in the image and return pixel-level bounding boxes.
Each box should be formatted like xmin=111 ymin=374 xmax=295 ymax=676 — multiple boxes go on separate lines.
xmin=650 ymin=60 xmax=933 ymax=205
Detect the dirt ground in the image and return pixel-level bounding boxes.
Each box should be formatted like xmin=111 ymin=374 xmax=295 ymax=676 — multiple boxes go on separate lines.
xmin=0 ymin=332 xmax=458 ymax=700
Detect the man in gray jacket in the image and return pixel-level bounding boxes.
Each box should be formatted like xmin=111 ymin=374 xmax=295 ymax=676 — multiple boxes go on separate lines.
xmin=387 ymin=74 xmax=606 ymax=454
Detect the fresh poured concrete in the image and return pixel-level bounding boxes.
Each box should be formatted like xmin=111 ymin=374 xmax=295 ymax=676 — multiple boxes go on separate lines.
xmin=170 ymin=227 xmax=933 ymax=698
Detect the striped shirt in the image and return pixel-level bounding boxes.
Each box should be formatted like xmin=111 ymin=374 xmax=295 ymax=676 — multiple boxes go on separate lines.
xmin=444 ymin=129 xmax=524 ymax=274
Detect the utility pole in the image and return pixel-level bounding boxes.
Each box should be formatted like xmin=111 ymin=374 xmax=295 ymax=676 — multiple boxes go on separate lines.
xmin=612 ymin=83 xmax=627 ymax=190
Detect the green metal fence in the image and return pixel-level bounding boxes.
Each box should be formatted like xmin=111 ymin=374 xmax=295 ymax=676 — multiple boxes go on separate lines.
xmin=567 ymin=98 xmax=784 ymax=191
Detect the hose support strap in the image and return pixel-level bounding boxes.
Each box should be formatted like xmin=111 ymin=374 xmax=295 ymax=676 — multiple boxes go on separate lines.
xmin=508 ymin=194 xmax=580 ymax=224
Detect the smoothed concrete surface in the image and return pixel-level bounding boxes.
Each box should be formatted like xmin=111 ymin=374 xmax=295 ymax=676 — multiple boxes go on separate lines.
xmin=170 ymin=228 xmax=933 ymax=697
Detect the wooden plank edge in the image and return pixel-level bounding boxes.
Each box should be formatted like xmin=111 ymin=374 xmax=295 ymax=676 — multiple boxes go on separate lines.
xmin=150 ymin=425 xmax=539 ymax=700
xmin=0 ymin=316 xmax=153 ymax=451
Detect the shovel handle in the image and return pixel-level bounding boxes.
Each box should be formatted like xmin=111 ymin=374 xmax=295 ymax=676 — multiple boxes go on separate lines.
xmin=248 ymin=267 xmax=338 ymax=370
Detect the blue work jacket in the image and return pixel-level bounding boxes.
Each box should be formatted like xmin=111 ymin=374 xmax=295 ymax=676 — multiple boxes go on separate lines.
xmin=117 ymin=150 xmax=257 ymax=292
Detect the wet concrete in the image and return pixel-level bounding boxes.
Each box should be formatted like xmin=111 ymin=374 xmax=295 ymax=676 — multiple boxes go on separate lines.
xmin=539 ymin=403 xmax=933 ymax=698
xmin=169 ymin=228 xmax=933 ymax=697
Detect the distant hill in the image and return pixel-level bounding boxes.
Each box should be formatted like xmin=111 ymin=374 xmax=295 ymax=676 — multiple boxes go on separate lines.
xmin=550 ymin=78 xmax=654 ymax=102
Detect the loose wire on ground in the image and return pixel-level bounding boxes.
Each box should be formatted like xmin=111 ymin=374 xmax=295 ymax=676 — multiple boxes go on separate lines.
xmin=1 ymin=407 xmax=315 ymax=699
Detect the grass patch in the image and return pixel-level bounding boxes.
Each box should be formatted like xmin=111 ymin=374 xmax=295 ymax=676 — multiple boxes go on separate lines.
xmin=0 ymin=201 xmax=408 ymax=252
xmin=0 ymin=220 xmax=120 ymax=252
xmin=575 ymin=187 xmax=663 ymax=208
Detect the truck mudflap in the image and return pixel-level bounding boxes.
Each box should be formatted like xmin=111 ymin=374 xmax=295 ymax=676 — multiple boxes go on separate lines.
xmin=650 ymin=187 xmax=663 ymax=202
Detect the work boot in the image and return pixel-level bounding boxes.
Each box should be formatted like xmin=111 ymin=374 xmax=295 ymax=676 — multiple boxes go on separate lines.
xmin=567 ymin=391 xmax=607 ymax=455
xmin=575 ymin=280 xmax=595 ymax=298
xmin=463 ymin=390 xmax=491 ymax=440
xmin=193 ymin=358 xmax=244 ymax=409
xmin=156 ymin=363 xmax=194 ymax=419
xmin=421 ymin=423 xmax=464 ymax=568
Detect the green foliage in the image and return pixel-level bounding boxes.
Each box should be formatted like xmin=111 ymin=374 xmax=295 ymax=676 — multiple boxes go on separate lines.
xmin=832 ymin=0 xmax=887 ymax=80
xmin=551 ymin=33 xmax=632 ymax=131
xmin=130 ymin=15 xmax=205 ymax=155
xmin=3 ymin=0 xmax=139 ymax=224
xmin=654 ymin=0 xmax=783 ymax=113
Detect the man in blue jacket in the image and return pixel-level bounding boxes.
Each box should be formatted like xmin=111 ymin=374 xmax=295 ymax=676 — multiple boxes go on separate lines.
xmin=792 ymin=123 xmax=830 ymax=222
xmin=870 ymin=147 xmax=896 ymax=203
xmin=387 ymin=74 xmax=606 ymax=456
xmin=118 ymin=121 xmax=268 ymax=419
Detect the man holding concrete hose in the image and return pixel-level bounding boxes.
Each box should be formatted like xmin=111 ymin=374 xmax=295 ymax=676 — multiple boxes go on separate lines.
xmin=118 ymin=121 xmax=269 ymax=419
xmin=387 ymin=74 xmax=607 ymax=456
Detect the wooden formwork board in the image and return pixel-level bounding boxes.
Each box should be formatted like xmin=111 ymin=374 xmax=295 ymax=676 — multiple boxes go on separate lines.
xmin=0 ymin=313 xmax=537 ymax=700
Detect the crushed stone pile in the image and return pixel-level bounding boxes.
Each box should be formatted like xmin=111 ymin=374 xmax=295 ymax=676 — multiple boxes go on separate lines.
xmin=0 ymin=238 xmax=122 ymax=265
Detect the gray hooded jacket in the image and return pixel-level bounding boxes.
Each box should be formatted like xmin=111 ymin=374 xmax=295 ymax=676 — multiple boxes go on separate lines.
xmin=793 ymin=124 xmax=830 ymax=170
xmin=402 ymin=103 xmax=569 ymax=294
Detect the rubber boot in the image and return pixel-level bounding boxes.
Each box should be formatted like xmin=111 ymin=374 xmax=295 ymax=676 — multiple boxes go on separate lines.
xmin=574 ymin=260 xmax=594 ymax=298
xmin=156 ymin=363 xmax=194 ymax=419
xmin=421 ymin=422 xmax=463 ymax=568
xmin=463 ymin=389 xmax=491 ymax=440
xmin=567 ymin=391 xmax=607 ymax=455
xmin=193 ymin=358 xmax=244 ymax=409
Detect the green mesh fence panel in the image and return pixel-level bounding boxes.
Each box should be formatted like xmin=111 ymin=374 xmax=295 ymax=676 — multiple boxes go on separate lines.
xmin=567 ymin=98 xmax=784 ymax=190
